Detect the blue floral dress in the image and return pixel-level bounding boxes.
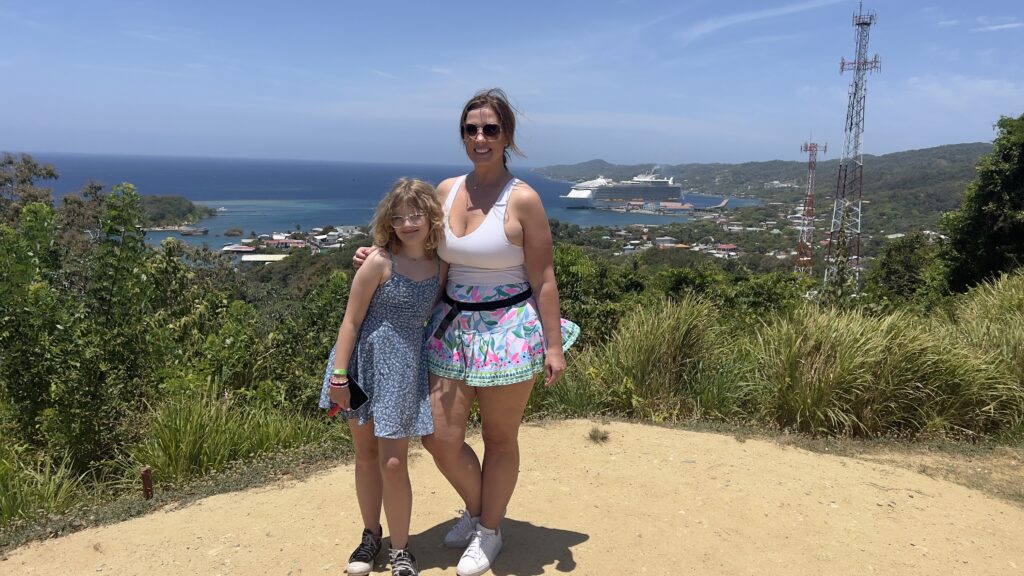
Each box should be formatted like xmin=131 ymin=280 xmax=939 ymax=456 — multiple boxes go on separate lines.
xmin=319 ymin=259 xmax=439 ymax=439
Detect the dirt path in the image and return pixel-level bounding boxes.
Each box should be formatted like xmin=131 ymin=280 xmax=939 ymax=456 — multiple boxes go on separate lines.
xmin=3 ymin=419 xmax=1023 ymax=575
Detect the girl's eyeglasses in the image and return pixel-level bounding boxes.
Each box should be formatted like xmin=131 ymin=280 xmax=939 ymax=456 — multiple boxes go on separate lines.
xmin=391 ymin=213 xmax=426 ymax=228
xmin=462 ymin=123 xmax=501 ymax=139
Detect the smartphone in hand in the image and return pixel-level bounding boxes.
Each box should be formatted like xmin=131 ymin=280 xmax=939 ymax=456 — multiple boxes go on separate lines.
xmin=327 ymin=377 xmax=369 ymax=417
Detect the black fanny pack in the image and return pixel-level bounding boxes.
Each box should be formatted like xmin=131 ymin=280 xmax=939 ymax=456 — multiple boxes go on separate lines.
xmin=432 ymin=288 xmax=533 ymax=340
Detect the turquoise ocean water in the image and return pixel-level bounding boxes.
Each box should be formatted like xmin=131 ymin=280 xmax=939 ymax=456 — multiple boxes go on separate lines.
xmin=38 ymin=153 xmax=759 ymax=248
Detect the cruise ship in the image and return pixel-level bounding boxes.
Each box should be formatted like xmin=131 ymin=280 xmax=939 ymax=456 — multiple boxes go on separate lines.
xmin=559 ymin=171 xmax=684 ymax=209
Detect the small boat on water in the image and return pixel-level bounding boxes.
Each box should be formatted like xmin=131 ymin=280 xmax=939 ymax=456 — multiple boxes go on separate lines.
xmin=179 ymin=227 xmax=209 ymax=236
xmin=216 ymin=206 xmax=228 ymax=212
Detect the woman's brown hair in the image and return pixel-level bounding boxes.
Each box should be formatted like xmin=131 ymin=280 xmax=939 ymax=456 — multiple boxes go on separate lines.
xmin=459 ymin=88 xmax=526 ymax=166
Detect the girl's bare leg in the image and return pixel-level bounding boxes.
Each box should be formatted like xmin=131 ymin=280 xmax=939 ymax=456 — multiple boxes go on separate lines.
xmin=348 ymin=419 xmax=383 ymax=536
xmin=378 ymin=437 xmax=412 ymax=549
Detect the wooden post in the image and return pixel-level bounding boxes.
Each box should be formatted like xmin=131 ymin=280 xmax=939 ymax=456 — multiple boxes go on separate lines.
xmin=141 ymin=466 xmax=153 ymax=500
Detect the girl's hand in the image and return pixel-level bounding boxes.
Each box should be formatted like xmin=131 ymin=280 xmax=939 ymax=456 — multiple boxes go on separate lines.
xmin=327 ymin=383 xmax=352 ymax=410
xmin=353 ymin=246 xmax=383 ymax=270
xmin=543 ymin=347 xmax=567 ymax=387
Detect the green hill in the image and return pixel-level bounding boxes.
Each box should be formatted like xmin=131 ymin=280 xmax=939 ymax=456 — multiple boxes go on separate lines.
xmin=534 ymin=143 xmax=992 ymax=234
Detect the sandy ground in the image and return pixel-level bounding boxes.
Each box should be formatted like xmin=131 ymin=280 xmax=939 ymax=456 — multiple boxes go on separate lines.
xmin=2 ymin=419 xmax=1023 ymax=575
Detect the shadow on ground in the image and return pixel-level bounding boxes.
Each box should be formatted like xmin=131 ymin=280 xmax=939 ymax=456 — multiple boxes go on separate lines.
xmin=407 ymin=517 xmax=589 ymax=575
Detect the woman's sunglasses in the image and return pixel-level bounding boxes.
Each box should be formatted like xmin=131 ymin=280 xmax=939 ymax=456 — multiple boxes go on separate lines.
xmin=462 ymin=123 xmax=502 ymax=139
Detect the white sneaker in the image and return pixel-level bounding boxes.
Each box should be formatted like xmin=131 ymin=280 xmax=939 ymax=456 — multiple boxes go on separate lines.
xmin=443 ymin=509 xmax=479 ymax=549
xmin=456 ymin=523 xmax=502 ymax=576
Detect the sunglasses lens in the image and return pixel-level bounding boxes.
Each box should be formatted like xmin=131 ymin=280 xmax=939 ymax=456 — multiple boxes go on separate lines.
xmin=463 ymin=124 xmax=501 ymax=138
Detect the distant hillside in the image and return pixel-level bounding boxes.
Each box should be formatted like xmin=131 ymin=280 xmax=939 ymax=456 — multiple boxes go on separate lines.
xmin=534 ymin=143 xmax=992 ymax=234
xmin=140 ymin=195 xmax=216 ymax=227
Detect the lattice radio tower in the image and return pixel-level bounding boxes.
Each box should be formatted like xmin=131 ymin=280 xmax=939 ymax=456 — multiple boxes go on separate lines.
xmin=795 ymin=141 xmax=826 ymax=275
xmin=823 ymin=2 xmax=880 ymax=293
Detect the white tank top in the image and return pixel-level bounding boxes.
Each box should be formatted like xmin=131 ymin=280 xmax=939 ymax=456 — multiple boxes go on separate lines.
xmin=438 ymin=175 xmax=527 ymax=286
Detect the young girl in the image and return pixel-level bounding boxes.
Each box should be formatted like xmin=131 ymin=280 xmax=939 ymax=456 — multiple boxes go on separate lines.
xmin=318 ymin=178 xmax=446 ymax=576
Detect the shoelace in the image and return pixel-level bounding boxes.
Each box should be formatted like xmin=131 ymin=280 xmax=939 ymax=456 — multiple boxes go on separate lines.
xmin=452 ymin=510 xmax=474 ymax=534
xmin=352 ymin=530 xmax=380 ymax=562
xmin=390 ymin=549 xmax=416 ymax=576
xmin=462 ymin=531 xmax=490 ymax=562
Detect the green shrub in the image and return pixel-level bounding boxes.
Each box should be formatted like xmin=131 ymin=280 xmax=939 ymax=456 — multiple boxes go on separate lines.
xmin=128 ymin=394 xmax=326 ymax=484
xmin=750 ymin=305 xmax=1024 ymax=438
xmin=949 ymin=272 xmax=1024 ymax=384
xmin=527 ymin=364 xmax=611 ymax=419
xmin=0 ymin=442 xmax=84 ymax=527
xmin=562 ymin=296 xmax=746 ymax=421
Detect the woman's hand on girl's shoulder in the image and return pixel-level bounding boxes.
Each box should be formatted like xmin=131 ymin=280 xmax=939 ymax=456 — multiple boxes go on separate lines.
xmin=350 ymin=248 xmax=389 ymax=289
xmin=353 ymin=245 xmax=386 ymax=269
xmin=361 ymin=249 xmax=390 ymax=273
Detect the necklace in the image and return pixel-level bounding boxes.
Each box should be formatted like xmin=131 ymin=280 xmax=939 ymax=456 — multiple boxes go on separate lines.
xmin=466 ymin=179 xmax=496 ymax=212
xmin=468 ymin=172 xmax=511 ymax=192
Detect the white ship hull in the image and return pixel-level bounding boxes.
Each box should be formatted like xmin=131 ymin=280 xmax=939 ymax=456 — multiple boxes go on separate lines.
xmin=560 ymin=187 xmax=597 ymax=208
xmin=559 ymin=173 xmax=682 ymax=209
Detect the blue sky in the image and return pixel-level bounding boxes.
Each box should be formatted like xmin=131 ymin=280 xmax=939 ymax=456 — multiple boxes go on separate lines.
xmin=1 ymin=0 xmax=1021 ymax=166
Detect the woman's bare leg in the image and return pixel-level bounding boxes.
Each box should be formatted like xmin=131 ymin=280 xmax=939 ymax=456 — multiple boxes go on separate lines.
xmin=475 ymin=379 xmax=534 ymax=530
xmin=378 ymin=437 xmax=412 ymax=549
xmin=348 ymin=419 xmax=383 ymax=536
xmin=421 ymin=374 xmax=482 ymax=516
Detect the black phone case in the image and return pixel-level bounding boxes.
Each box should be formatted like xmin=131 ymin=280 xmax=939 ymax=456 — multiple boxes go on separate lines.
xmin=347 ymin=376 xmax=369 ymax=411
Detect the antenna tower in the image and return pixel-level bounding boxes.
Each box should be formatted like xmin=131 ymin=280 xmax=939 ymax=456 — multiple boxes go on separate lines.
xmin=823 ymin=2 xmax=880 ymax=293
xmin=795 ymin=141 xmax=826 ymax=275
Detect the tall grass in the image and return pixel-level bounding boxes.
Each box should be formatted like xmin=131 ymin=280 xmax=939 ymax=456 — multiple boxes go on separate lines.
xmin=558 ymin=296 xmax=749 ymax=421
xmin=750 ymin=305 xmax=1024 ymax=438
xmin=0 ymin=442 xmax=84 ymax=527
xmin=127 ymin=395 xmax=326 ymax=484
xmin=948 ymin=272 xmax=1024 ymax=384
xmin=527 ymin=365 xmax=611 ymax=419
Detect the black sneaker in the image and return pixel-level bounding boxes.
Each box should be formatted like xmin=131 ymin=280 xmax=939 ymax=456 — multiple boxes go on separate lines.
xmin=389 ymin=547 xmax=418 ymax=576
xmin=346 ymin=527 xmax=382 ymax=576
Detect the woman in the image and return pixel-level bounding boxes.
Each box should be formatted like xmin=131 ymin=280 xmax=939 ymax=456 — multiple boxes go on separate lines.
xmin=356 ymin=88 xmax=578 ymax=576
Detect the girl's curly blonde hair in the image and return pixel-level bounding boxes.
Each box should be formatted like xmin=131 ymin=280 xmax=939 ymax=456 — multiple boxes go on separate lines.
xmin=370 ymin=178 xmax=443 ymax=257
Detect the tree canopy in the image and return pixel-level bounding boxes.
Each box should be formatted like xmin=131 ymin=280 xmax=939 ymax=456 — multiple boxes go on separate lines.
xmin=942 ymin=114 xmax=1024 ymax=291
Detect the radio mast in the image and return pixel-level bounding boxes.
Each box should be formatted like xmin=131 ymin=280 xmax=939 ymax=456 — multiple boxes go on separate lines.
xmin=823 ymin=2 xmax=880 ymax=294
xmin=795 ymin=141 xmax=826 ymax=275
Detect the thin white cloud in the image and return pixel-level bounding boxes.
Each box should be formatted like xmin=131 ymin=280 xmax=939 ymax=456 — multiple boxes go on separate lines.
xmin=529 ymin=109 xmax=725 ymax=135
xmin=675 ymin=0 xmax=844 ymax=44
xmin=75 ymin=63 xmax=192 ymax=79
xmin=416 ymin=65 xmax=453 ymax=76
xmin=371 ymin=69 xmax=399 ymax=80
xmin=972 ymin=16 xmax=1022 ymax=32
xmin=972 ymin=22 xmax=1023 ymax=32
xmin=936 ymin=20 xmax=959 ymax=28
xmin=904 ymin=74 xmax=1024 ymax=112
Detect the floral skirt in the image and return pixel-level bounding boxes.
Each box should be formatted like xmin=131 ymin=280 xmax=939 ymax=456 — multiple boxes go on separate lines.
xmin=425 ymin=282 xmax=580 ymax=387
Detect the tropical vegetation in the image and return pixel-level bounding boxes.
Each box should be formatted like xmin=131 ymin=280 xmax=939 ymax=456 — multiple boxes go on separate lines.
xmin=0 ymin=115 xmax=1021 ymax=543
